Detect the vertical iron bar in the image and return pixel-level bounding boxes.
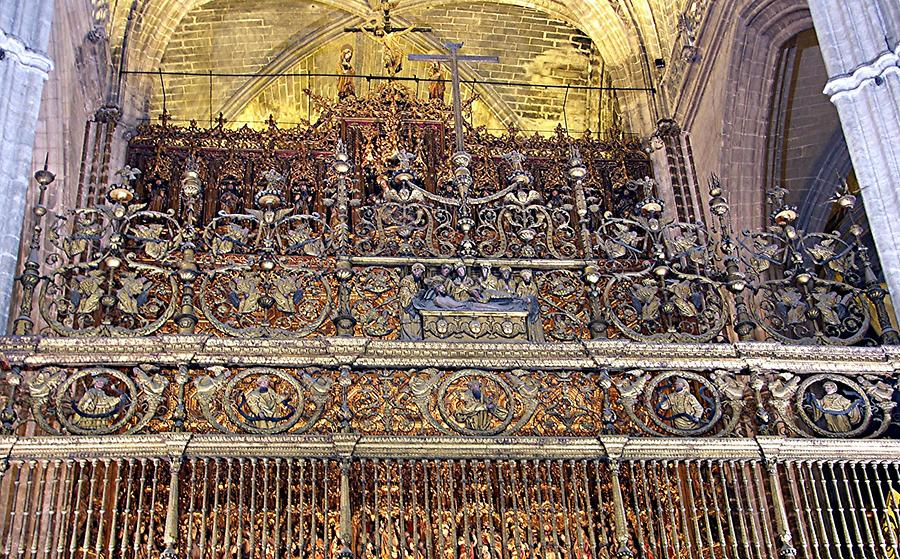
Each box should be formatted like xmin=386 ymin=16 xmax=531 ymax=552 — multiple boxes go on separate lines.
xmin=659 ymin=461 xmax=682 ymax=558
xmin=841 ymin=463 xmax=881 ymax=557
xmin=811 ymin=462 xmax=840 ymax=559
xmin=727 ymin=461 xmax=755 ymax=559
xmin=103 ymin=460 xmax=122 ymax=559
xmin=695 ymin=461 xmax=717 ymax=557
xmin=235 ymin=459 xmax=246 ymax=559
xmin=145 ymin=460 xmax=162 ymax=559
xmin=716 ymin=460 xmax=740 ymax=559
xmin=423 ymin=462 xmax=435 ymax=559
xmin=578 ymin=461 xmax=598 ymax=559
xmin=79 ymin=461 xmax=97 ymax=559
xmin=28 ymin=462 xmax=49 ymax=559
xmin=162 ymin=456 xmax=183 ymax=559
xmin=199 ymin=458 xmax=210 ymax=559
xmin=66 ymin=462 xmax=85 ymax=559
xmin=608 ymin=460 xmax=632 ymax=558
xmin=284 ymin=459 xmax=294 ymax=558
xmin=274 ymin=459 xmax=283 ymax=559
xmin=823 ymin=462 xmax=851 ymax=556
xmin=765 ymin=460 xmax=797 ymax=557
xmin=626 ymin=462 xmax=646 ymax=558
xmin=297 ymin=460 xmax=306 ymax=559
xmin=210 ymin=459 xmax=222 ymax=559
xmin=647 ymin=462 xmax=671 ymax=558
xmin=248 ymin=459 xmax=258 ymax=558
xmin=223 ymin=459 xmax=235 ymax=559
xmin=185 ymin=459 xmax=197 ymax=556
xmin=116 ymin=460 xmax=134 ymax=559
xmin=593 ymin=460 xmax=610 ymax=554
xmin=261 ymin=459 xmax=270 ymax=559
xmin=131 ymin=460 xmax=148 ymax=559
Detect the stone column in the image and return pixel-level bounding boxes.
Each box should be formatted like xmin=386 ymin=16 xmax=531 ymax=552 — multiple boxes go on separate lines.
xmin=0 ymin=1 xmax=54 ymax=325
xmin=808 ymin=0 xmax=900 ymax=322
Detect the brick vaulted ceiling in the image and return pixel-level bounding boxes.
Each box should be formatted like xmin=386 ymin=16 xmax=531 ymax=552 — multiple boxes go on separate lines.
xmin=109 ymin=0 xmax=681 ymax=134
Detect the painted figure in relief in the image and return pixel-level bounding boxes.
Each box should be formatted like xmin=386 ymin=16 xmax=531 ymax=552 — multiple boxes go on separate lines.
xmin=428 ymin=62 xmax=446 ymax=101
xmin=453 ymin=379 xmax=508 ymax=432
xmin=807 ymin=380 xmax=862 ymax=433
xmin=72 ymin=375 xmax=125 ymax=429
xmin=338 ymin=45 xmax=356 ymax=99
xmin=398 ymin=264 xmax=544 ymax=339
xmin=219 ymin=177 xmax=244 ymax=215
xmin=239 ymin=375 xmax=292 ymax=429
xmin=398 ymin=263 xmax=426 ymax=340
xmin=658 ymin=377 xmax=705 ymax=430
xmin=513 ymin=269 xmax=544 ymax=342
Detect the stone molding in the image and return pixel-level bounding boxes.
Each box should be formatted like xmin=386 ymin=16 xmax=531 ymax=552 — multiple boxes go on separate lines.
xmin=1 ymin=335 xmax=897 ymax=375
xmin=823 ymin=41 xmax=900 ymax=98
xmin=0 ymin=28 xmax=53 ymax=75
xmin=2 ymin=433 xmax=898 ymax=462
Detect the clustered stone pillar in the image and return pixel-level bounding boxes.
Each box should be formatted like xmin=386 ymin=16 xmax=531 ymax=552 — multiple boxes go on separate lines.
xmin=808 ymin=0 xmax=900 ymax=324
xmin=0 ymin=0 xmax=54 ymax=326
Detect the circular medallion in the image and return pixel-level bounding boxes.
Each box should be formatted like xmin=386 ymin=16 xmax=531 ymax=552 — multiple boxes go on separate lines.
xmin=795 ymin=374 xmax=871 ymax=438
xmin=57 ymin=367 xmax=139 ymax=435
xmin=437 ymin=370 xmax=515 ymax=436
xmin=223 ymin=368 xmax=306 ymax=434
xmin=643 ymin=371 xmax=721 ymax=436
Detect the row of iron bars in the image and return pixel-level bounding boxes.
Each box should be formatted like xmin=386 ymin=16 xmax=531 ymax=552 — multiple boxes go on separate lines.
xmin=1 ymin=454 xmax=899 ymax=559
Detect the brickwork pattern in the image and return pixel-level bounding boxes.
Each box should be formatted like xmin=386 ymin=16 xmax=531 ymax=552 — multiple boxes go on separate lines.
xmin=152 ymin=0 xmax=341 ymax=123
xmin=151 ymin=0 xmax=603 ymax=134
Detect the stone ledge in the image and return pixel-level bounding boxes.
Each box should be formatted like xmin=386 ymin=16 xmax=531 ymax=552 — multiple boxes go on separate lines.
xmin=3 ymin=433 xmax=899 ymax=461
xmin=0 ymin=335 xmax=894 ymax=374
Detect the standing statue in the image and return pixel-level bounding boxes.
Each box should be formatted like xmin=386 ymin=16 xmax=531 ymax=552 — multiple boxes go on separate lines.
xmin=398 ymin=263 xmax=426 ymax=340
xmin=428 ymin=62 xmax=446 ymax=101
xmin=808 ymin=380 xmax=862 ymax=433
xmin=658 ymin=377 xmax=705 ymax=430
xmin=147 ymin=176 xmax=170 ymax=212
xmin=514 ymin=269 xmax=545 ymax=342
xmin=337 ymin=45 xmax=356 ymax=99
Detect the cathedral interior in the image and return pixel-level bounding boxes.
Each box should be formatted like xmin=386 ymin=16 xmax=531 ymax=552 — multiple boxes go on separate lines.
xmin=0 ymin=0 xmax=899 ymax=558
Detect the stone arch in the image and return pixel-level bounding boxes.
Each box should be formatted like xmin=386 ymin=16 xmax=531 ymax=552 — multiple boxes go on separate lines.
xmin=215 ymin=28 xmax=522 ymax=131
xmin=716 ymin=0 xmax=814 ymax=231
xmin=110 ymin=0 xmax=655 ymax=129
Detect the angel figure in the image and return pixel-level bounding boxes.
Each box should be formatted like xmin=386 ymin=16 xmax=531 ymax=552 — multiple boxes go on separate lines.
xmin=116 ymin=273 xmax=150 ymax=315
xmin=229 ymin=273 xmax=261 ymax=314
xmin=272 ymin=273 xmax=304 ymax=314
xmin=70 ymin=270 xmax=106 ymax=315
xmin=631 ymin=278 xmax=661 ymax=321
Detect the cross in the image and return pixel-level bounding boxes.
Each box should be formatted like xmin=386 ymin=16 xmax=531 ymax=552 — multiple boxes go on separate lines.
xmin=344 ymin=1 xmax=432 ymax=37
xmin=409 ymin=42 xmax=499 ymax=156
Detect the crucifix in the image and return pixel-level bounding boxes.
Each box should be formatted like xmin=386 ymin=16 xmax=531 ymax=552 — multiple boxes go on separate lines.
xmin=344 ymin=0 xmax=432 ymax=77
xmin=409 ymin=42 xmax=499 ymax=157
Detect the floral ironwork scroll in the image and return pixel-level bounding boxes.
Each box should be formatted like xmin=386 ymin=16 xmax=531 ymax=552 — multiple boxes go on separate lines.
xmin=13 ymin=82 xmax=897 ymax=347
